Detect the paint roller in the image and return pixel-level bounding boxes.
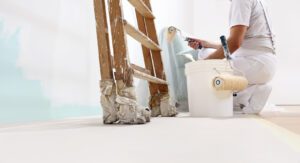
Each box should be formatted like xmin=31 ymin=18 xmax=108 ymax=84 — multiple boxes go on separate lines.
xmin=166 ymin=26 xmax=199 ymax=62
xmin=167 ymin=26 xmax=203 ymax=49
xmin=213 ymin=74 xmax=248 ymax=91
xmin=212 ymin=36 xmax=248 ymax=91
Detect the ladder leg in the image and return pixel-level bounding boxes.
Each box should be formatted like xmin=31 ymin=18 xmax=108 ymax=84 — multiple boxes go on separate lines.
xmin=136 ymin=0 xmax=177 ymax=117
xmin=136 ymin=10 xmax=159 ymax=96
xmin=94 ymin=0 xmax=117 ymax=124
xmin=108 ymin=0 xmax=132 ymax=86
xmin=136 ymin=11 xmax=162 ymax=117
xmin=108 ymin=0 xmax=151 ymax=124
xmin=94 ymin=0 xmax=113 ymax=80
xmin=141 ymin=0 xmax=168 ymax=94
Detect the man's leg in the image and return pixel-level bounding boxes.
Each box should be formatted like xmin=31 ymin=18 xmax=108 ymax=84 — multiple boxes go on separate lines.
xmin=232 ymin=54 xmax=274 ymax=114
xmin=243 ymin=84 xmax=272 ymax=114
xmin=233 ymin=85 xmax=257 ymax=111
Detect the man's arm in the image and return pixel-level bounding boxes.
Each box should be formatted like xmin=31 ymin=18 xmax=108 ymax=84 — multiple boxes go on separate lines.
xmin=188 ymin=39 xmax=221 ymax=49
xmin=204 ymin=41 xmax=221 ymax=49
xmin=205 ymin=25 xmax=248 ymax=59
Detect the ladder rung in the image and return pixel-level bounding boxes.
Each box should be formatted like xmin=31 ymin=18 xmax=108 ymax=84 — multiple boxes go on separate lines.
xmin=132 ymin=69 xmax=167 ymax=85
xmin=128 ymin=0 xmax=155 ymax=19
xmin=130 ymin=64 xmax=151 ymax=75
xmin=123 ymin=20 xmax=161 ymax=51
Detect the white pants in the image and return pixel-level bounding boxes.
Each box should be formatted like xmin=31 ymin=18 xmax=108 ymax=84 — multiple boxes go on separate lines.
xmin=232 ymin=48 xmax=277 ymax=114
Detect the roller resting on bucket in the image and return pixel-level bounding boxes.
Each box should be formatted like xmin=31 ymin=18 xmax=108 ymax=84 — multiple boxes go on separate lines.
xmin=188 ymin=0 xmax=277 ymax=114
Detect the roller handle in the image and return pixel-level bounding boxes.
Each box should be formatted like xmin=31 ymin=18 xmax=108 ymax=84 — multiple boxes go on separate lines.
xmin=220 ymin=36 xmax=227 ymax=47
xmin=220 ymin=35 xmax=232 ymax=60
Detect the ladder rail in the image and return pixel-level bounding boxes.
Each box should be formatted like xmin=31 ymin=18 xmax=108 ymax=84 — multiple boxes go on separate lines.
xmin=136 ymin=0 xmax=169 ymax=93
xmin=108 ymin=0 xmax=133 ymax=86
xmin=128 ymin=0 xmax=155 ymax=19
xmin=94 ymin=0 xmax=114 ymax=80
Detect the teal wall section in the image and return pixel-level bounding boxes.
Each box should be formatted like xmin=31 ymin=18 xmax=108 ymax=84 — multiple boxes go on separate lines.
xmin=0 ymin=22 xmax=101 ymax=124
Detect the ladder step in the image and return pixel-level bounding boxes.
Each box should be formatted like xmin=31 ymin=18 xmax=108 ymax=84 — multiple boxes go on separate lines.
xmin=128 ymin=0 xmax=155 ymax=19
xmin=123 ymin=20 xmax=161 ymax=51
xmin=132 ymin=69 xmax=167 ymax=85
xmin=130 ymin=64 xmax=151 ymax=75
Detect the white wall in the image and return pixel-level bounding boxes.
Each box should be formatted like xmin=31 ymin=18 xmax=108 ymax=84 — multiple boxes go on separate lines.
xmin=0 ymin=0 xmax=195 ymax=122
xmin=192 ymin=0 xmax=230 ymax=41
xmin=268 ymin=0 xmax=300 ymax=105
xmin=0 ymin=0 xmax=99 ymax=107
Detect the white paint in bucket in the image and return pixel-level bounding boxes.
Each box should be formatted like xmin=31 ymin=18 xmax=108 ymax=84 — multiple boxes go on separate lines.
xmin=185 ymin=60 xmax=233 ymax=117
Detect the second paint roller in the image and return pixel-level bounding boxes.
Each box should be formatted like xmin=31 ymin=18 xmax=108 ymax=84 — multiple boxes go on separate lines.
xmin=167 ymin=26 xmax=203 ymax=49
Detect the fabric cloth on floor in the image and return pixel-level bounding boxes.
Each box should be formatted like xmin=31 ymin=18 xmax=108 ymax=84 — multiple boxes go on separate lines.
xmin=100 ymin=80 xmax=151 ymax=124
xmin=100 ymin=80 xmax=118 ymax=124
xmin=115 ymin=80 xmax=151 ymax=124
xmin=116 ymin=95 xmax=151 ymax=124
xmin=149 ymin=93 xmax=177 ymax=117
xmin=160 ymin=94 xmax=178 ymax=117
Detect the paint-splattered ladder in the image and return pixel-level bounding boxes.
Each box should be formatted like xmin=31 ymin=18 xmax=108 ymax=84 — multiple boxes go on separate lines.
xmin=94 ymin=0 xmax=176 ymax=118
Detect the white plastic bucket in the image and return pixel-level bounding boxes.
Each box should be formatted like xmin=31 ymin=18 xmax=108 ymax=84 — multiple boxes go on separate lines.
xmin=185 ymin=60 xmax=233 ymax=117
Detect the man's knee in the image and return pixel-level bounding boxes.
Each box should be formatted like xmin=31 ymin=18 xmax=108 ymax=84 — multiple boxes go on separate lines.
xmin=244 ymin=84 xmax=272 ymax=114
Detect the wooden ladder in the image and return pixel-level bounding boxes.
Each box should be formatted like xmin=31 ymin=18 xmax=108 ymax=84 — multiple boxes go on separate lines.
xmin=94 ymin=0 xmax=174 ymax=117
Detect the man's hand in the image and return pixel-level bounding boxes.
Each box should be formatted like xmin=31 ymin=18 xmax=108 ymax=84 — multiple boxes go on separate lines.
xmin=188 ymin=38 xmax=204 ymax=49
xmin=188 ymin=38 xmax=220 ymax=49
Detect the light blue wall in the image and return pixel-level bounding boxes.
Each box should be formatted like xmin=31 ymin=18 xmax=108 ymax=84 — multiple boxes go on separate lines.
xmin=0 ymin=23 xmax=50 ymax=123
xmin=0 ymin=21 xmax=101 ymax=124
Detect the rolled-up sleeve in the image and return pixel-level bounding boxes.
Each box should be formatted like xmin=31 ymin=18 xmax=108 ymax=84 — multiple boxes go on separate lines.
xmin=229 ymin=0 xmax=252 ymax=28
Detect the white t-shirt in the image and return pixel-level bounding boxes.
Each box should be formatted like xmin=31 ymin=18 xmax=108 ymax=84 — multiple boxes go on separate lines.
xmin=229 ymin=0 xmax=274 ymax=53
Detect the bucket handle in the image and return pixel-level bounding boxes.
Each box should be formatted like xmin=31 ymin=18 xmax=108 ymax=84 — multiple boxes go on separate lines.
xmin=213 ymin=68 xmax=233 ymax=75
xmin=212 ymin=60 xmax=246 ymax=77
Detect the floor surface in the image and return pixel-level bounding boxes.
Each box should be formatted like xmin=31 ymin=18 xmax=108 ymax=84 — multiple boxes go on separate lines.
xmin=0 ymin=107 xmax=300 ymax=163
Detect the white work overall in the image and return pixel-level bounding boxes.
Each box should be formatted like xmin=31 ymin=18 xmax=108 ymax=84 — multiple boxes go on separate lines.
xmin=232 ymin=48 xmax=277 ymax=114
xmin=231 ymin=0 xmax=277 ymax=114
